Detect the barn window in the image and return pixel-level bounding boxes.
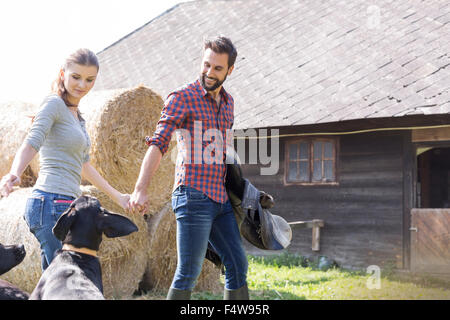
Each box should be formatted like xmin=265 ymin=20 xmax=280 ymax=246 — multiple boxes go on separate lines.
xmin=285 ymin=138 xmax=338 ymax=184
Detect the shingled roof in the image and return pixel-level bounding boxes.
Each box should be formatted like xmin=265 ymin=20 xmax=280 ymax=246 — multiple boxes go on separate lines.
xmin=94 ymin=0 xmax=450 ymax=130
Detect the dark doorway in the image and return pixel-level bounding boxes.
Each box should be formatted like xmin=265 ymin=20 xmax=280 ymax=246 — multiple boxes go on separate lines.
xmin=417 ymin=147 xmax=450 ymax=208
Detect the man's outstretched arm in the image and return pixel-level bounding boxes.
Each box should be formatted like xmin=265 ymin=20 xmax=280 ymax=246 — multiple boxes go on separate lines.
xmin=128 ymin=92 xmax=187 ymax=214
xmin=128 ymin=145 xmax=163 ymax=214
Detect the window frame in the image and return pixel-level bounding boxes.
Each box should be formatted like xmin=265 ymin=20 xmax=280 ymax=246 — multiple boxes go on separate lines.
xmin=284 ymin=137 xmax=339 ymax=186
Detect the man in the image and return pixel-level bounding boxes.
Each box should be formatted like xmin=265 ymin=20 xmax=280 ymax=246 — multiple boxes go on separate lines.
xmin=128 ymin=36 xmax=249 ymax=300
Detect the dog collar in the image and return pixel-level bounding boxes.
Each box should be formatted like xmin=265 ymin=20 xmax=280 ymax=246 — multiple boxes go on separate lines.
xmin=62 ymin=244 xmax=98 ymax=257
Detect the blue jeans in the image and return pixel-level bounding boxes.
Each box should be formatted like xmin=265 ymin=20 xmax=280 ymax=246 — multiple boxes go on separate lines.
xmin=171 ymin=185 xmax=248 ymax=291
xmin=23 ymin=189 xmax=75 ymax=271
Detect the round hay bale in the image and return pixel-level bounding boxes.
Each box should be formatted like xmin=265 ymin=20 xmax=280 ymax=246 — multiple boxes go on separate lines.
xmin=80 ymin=185 xmax=150 ymax=299
xmin=141 ymin=202 xmax=222 ymax=293
xmin=0 ymin=188 xmax=41 ymax=294
xmin=78 ymin=86 xmax=176 ymax=216
xmin=0 ymin=101 xmax=40 ymax=187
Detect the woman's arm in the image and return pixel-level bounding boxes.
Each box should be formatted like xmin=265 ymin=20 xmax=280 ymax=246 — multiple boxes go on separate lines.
xmin=81 ymin=162 xmax=129 ymax=210
xmin=0 ymin=142 xmax=38 ymax=197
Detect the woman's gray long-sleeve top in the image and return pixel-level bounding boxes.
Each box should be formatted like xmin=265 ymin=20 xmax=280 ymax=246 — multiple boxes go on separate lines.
xmin=25 ymin=94 xmax=91 ymax=198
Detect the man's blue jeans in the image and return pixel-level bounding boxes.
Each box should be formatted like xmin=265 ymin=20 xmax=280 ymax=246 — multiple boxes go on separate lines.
xmin=171 ymin=185 xmax=248 ymax=291
xmin=23 ymin=189 xmax=74 ymax=271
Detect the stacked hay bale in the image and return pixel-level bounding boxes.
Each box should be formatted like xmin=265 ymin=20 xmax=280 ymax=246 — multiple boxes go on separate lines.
xmin=141 ymin=202 xmax=222 ymax=293
xmin=0 ymin=101 xmax=39 ymax=186
xmin=78 ymin=86 xmax=176 ymax=204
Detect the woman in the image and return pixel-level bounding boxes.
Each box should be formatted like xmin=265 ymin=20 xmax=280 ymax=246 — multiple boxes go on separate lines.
xmin=0 ymin=48 xmax=129 ymax=270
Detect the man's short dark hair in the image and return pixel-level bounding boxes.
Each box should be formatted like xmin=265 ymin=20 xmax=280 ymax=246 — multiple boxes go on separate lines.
xmin=203 ymin=36 xmax=238 ymax=69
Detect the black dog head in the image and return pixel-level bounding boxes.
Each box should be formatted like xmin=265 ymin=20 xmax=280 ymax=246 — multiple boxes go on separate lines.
xmin=52 ymin=195 xmax=138 ymax=251
xmin=0 ymin=243 xmax=26 ymax=276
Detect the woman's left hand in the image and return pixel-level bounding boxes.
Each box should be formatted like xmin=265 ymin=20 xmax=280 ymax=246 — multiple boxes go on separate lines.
xmin=116 ymin=193 xmax=131 ymax=211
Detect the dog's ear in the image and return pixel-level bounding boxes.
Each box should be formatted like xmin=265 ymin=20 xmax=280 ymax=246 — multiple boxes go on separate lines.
xmin=53 ymin=204 xmax=77 ymax=241
xmin=96 ymin=208 xmax=138 ymax=238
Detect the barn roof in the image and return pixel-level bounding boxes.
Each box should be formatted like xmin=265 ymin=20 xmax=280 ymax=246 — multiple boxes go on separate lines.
xmin=94 ymin=0 xmax=450 ymax=130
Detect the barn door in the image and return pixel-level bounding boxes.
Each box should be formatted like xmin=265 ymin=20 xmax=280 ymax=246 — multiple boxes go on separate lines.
xmin=410 ymin=209 xmax=450 ymax=273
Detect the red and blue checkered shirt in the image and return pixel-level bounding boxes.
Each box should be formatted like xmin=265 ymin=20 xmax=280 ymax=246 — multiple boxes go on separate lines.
xmin=146 ymin=79 xmax=234 ymax=203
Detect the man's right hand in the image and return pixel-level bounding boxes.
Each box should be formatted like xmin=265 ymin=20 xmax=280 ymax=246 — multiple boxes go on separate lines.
xmin=0 ymin=174 xmax=21 ymax=198
xmin=128 ymin=189 xmax=150 ymax=215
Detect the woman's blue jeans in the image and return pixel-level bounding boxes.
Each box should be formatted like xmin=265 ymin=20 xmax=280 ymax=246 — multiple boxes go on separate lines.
xmin=171 ymin=185 xmax=248 ymax=291
xmin=23 ymin=189 xmax=74 ymax=271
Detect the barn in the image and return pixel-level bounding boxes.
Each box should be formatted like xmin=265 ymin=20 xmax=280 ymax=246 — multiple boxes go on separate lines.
xmin=92 ymin=0 xmax=450 ymax=273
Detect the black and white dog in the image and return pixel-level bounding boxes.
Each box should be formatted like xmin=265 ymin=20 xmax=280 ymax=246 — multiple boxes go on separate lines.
xmin=29 ymin=195 xmax=138 ymax=300
xmin=0 ymin=242 xmax=30 ymax=300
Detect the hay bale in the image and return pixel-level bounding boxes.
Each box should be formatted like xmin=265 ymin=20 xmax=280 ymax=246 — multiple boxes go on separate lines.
xmin=141 ymin=202 xmax=222 ymax=293
xmin=0 ymin=187 xmax=150 ymax=299
xmin=0 ymin=188 xmax=41 ymax=294
xmin=78 ymin=86 xmax=176 ymax=216
xmin=0 ymin=101 xmax=39 ymax=187
xmin=80 ymin=185 xmax=150 ymax=299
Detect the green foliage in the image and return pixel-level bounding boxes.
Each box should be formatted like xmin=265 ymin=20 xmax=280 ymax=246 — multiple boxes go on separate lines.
xmin=247 ymin=251 xmax=308 ymax=268
xmin=245 ymin=254 xmax=450 ymax=300
xmin=135 ymin=253 xmax=450 ymax=300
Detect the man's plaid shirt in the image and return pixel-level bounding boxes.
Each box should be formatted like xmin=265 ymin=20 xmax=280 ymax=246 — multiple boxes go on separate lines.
xmin=146 ymin=79 xmax=234 ymax=203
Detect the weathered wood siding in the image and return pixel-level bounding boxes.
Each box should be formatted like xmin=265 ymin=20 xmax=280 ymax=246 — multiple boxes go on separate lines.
xmin=241 ymin=131 xmax=407 ymax=269
xmin=411 ymin=209 xmax=450 ymax=274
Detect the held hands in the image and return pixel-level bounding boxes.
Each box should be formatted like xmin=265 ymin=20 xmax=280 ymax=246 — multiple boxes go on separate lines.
xmin=0 ymin=173 xmax=21 ymax=198
xmin=127 ymin=189 xmax=149 ymax=215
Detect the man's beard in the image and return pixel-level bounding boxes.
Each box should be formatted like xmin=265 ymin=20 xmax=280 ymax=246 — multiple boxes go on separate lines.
xmin=200 ymin=73 xmax=227 ymax=92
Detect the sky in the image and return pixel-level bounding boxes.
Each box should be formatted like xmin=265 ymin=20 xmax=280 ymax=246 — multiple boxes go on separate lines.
xmin=0 ymin=0 xmax=187 ymax=104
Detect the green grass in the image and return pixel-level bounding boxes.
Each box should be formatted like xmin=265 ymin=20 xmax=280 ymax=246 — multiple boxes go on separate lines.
xmin=135 ymin=253 xmax=450 ymax=300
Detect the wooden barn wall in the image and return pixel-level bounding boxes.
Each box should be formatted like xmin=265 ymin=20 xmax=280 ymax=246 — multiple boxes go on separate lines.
xmin=239 ymin=130 xmax=407 ymax=270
